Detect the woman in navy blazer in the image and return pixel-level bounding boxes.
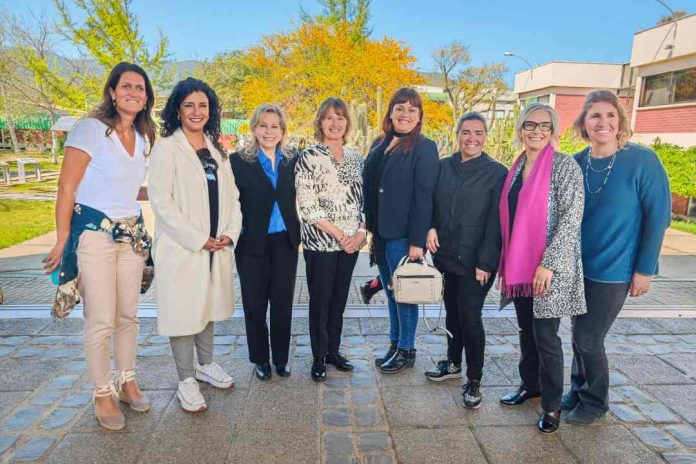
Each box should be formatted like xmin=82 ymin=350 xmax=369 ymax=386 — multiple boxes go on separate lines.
xmin=230 ymin=104 xmax=300 ymax=381
xmin=363 ymin=88 xmax=440 ymax=374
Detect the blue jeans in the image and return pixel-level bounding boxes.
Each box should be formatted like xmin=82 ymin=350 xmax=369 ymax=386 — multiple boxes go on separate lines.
xmin=377 ymin=238 xmax=419 ymax=350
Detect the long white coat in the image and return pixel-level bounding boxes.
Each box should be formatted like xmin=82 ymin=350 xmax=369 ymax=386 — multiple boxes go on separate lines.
xmin=148 ymin=129 xmax=242 ymax=336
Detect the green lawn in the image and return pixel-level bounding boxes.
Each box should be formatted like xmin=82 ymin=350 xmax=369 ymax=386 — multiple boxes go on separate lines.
xmin=672 ymin=219 xmax=696 ymax=235
xmin=5 ymin=178 xmax=58 ymax=194
xmin=0 ymin=200 xmax=55 ymax=249
xmin=0 ymin=151 xmax=62 ymax=173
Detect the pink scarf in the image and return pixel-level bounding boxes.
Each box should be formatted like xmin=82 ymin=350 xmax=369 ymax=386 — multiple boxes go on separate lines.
xmin=498 ymin=144 xmax=554 ymax=298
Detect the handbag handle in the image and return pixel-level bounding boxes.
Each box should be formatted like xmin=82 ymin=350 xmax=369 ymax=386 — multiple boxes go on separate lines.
xmin=397 ymin=255 xmax=427 ymax=267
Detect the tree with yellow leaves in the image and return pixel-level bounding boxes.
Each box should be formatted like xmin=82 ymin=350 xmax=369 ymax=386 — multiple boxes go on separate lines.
xmin=239 ymin=17 xmax=422 ymax=144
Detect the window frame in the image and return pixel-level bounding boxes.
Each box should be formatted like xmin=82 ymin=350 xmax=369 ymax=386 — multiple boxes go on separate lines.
xmin=641 ymin=67 xmax=696 ymax=107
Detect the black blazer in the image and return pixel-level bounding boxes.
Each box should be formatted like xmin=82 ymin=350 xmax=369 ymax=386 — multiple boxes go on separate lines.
xmin=365 ymin=135 xmax=439 ymax=248
xmin=432 ymin=152 xmax=508 ymax=275
xmin=229 ymin=152 xmax=301 ymax=256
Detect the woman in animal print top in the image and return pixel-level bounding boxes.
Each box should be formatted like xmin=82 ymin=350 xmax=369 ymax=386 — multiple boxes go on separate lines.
xmin=295 ymin=97 xmax=365 ymax=382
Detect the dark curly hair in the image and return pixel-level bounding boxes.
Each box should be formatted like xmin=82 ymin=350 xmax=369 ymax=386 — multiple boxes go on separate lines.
xmin=160 ymin=77 xmax=225 ymax=156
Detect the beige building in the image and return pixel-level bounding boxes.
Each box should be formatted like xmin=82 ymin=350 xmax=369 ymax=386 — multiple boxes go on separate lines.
xmin=630 ymin=13 xmax=696 ymax=147
xmin=510 ymin=13 xmax=696 ymax=147
xmin=512 ymin=61 xmax=634 ymax=133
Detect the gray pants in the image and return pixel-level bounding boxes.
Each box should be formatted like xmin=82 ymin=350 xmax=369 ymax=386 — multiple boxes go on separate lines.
xmin=169 ymin=322 xmax=214 ymax=381
xmin=570 ymin=279 xmax=630 ymax=415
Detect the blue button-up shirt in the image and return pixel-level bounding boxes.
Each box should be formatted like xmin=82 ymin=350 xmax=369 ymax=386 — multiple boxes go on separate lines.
xmin=257 ymin=147 xmax=287 ymax=233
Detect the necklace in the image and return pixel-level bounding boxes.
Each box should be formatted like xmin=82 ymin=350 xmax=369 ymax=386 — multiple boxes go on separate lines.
xmin=584 ymin=147 xmax=617 ymax=194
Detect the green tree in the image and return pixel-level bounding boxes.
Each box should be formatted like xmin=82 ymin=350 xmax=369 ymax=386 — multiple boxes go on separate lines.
xmin=0 ymin=11 xmax=21 ymax=152
xmin=7 ymin=11 xmax=87 ymax=161
xmin=301 ymin=0 xmax=371 ymax=42
xmin=432 ymin=41 xmax=508 ymax=152
xmin=54 ymin=0 xmax=171 ymax=91
xmin=194 ymin=51 xmax=251 ymax=117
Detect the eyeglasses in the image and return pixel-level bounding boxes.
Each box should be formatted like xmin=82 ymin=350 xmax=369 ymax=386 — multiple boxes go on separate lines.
xmin=521 ymin=121 xmax=553 ymax=132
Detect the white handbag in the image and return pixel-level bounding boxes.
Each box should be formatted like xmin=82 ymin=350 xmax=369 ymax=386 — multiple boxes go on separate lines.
xmin=392 ymin=256 xmax=444 ymax=305
xmin=391 ymin=256 xmax=452 ymax=337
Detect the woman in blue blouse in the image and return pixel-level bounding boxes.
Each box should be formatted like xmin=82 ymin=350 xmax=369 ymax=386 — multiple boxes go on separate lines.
xmin=565 ymin=90 xmax=671 ymax=424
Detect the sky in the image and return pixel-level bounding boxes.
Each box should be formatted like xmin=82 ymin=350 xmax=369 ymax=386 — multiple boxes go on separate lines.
xmin=2 ymin=0 xmax=694 ymax=82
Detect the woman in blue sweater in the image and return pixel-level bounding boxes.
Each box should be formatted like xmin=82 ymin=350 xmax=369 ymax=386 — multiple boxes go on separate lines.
xmin=565 ymin=90 xmax=671 ymax=424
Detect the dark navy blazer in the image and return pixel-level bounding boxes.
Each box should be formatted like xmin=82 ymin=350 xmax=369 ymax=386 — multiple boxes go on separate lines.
xmin=367 ymin=135 xmax=439 ymax=248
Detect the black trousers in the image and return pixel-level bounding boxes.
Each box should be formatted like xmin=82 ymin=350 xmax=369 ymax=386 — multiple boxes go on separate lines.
xmin=570 ymin=279 xmax=630 ymax=415
xmin=443 ymin=271 xmax=494 ymax=381
xmin=236 ymin=232 xmax=298 ymax=366
xmin=304 ymin=249 xmax=359 ymax=359
xmin=513 ymin=297 xmax=563 ymax=412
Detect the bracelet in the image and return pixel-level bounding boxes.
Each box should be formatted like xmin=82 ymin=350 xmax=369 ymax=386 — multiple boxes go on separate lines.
xmin=357 ymin=228 xmax=366 ymax=234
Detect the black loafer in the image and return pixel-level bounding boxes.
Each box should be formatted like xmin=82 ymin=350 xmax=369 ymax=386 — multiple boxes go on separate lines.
xmin=255 ymin=362 xmax=272 ymax=381
xmin=538 ymin=410 xmax=560 ymax=433
xmin=500 ymin=388 xmax=541 ymax=406
xmin=275 ymin=363 xmax=291 ymax=378
xmin=311 ymin=357 xmax=326 ymax=382
xmin=326 ymin=352 xmax=354 ymax=372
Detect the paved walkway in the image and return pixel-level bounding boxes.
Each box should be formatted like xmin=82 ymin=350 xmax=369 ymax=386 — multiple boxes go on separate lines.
xmin=1 ymin=202 xmax=696 ymax=462
xmin=0 ymin=316 xmax=696 ymax=463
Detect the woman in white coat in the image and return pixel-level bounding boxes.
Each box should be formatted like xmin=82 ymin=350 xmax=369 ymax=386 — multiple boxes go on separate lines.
xmin=148 ymin=78 xmax=242 ymax=412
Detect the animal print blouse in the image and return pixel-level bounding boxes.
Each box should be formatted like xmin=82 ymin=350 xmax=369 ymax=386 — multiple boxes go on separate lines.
xmin=295 ymin=143 xmax=364 ymax=252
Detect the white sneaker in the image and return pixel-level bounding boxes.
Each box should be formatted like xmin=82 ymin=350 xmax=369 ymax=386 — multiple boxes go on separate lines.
xmin=195 ymin=362 xmax=235 ymax=389
xmin=176 ymin=378 xmax=207 ymax=412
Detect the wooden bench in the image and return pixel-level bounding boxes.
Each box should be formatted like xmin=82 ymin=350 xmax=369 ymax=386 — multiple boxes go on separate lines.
xmin=0 ymin=162 xmax=10 ymax=185
xmin=16 ymin=158 xmax=42 ymax=183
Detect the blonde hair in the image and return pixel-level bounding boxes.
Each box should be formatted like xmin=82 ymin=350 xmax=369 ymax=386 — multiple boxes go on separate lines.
xmin=514 ymin=103 xmax=560 ymax=148
xmin=313 ymin=97 xmax=351 ymax=144
xmin=240 ymin=104 xmax=290 ymax=162
xmin=573 ymin=90 xmax=632 ymax=148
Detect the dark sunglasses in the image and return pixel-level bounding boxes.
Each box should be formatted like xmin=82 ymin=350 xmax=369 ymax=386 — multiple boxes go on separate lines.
xmin=196 ymin=148 xmax=219 ymax=171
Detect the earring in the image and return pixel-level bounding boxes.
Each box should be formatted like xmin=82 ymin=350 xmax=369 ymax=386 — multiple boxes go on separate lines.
xmin=112 ymin=99 xmax=116 ymax=107
xmin=143 ymin=103 xmax=147 ymax=111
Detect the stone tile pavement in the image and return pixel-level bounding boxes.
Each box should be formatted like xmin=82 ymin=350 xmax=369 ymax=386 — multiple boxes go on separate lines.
xmin=2 ymin=270 xmax=696 ymax=312
xmin=0 ymin=317 xmax=695 ymax=462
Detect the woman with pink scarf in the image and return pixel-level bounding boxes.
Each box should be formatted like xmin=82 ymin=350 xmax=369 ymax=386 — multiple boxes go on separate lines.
xmin=497 ymin=104 xmax=586 ymax=434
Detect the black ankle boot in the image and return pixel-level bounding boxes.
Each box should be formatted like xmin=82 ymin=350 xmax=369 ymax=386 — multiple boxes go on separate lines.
xmin=311 ymin=357 xmax=326 ymax=382
xmin=375 ymin=341 xmax=398 ymax=367
xmin=380 ymin=348 xmax=416 ymax=374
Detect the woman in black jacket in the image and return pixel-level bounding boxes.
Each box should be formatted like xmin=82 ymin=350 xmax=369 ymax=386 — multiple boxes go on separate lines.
xmin=424 ymin=112 xmax=507 ymax=408
xmin=363 ymin=88 xmax=439 ymax=374
xmin=230 ymin=104 xmax=301 ymax=381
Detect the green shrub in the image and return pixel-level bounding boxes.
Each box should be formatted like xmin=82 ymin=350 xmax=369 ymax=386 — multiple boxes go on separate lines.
xmin=558 ymin=128 xmax=586 ymax=155
xmin=652 ymin=139 xmax=696 ymax=198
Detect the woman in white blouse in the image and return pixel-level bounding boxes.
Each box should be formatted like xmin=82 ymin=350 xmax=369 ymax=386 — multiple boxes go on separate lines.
xmin=43 ymin=62 xmax=156 ymax=431
xmin=295 ymin=97 xmax=365 ymax=381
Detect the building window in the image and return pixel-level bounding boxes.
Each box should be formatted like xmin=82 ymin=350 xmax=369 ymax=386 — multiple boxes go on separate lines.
xmin=523 ymin=95 xmax=549 ymax=106
xmin=641 ymin=67 xmax=696 ymax=107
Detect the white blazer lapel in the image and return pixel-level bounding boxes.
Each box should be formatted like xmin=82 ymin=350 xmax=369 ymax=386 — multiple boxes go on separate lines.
xmin=173 ymin=129 xmax=208 ymax=184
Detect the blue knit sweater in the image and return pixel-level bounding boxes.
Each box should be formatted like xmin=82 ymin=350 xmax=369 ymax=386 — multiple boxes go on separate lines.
xmin=574 ymin=142 xmax=671 ymax=283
